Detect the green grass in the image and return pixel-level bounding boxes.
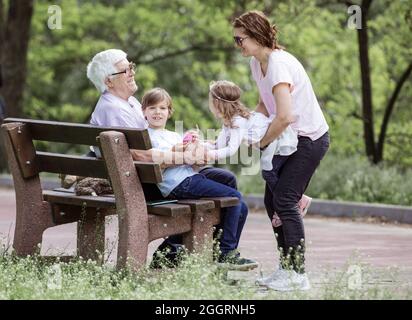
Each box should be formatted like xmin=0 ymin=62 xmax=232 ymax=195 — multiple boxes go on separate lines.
xmin=0 ymin=250 xmax=410 ymax=300
xmin=238 ymin=154 xmax=412 ymax=206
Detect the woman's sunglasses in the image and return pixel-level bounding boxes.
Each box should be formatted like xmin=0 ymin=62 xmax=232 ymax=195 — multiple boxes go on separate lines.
xmin=233 ymin=36 xmax=249 ymax=46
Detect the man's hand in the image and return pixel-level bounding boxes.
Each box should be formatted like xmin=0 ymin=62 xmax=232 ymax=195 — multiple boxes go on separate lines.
xmin=182 ymin=142 xmax=213 ymax=165
xmin=130 ymin=149 xmax=153 ymax=162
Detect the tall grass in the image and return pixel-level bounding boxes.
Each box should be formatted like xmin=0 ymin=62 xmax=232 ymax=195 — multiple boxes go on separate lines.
xmin=0 ymin=250 xmax=410 ymax=300
xmin=238 ymin=154 xmax=412 ymax=206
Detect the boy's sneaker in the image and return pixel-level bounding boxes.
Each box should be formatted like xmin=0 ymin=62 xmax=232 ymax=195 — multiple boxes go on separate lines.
xmin=266 ymin=270 xmax=311 ymax=291
xmin=299 ymin=195 xmax=312 ymax=217
xmin=217 ymin=252 xmax=259 ymax=271
xmin=256 ymin=267 xmax=287 ymax=286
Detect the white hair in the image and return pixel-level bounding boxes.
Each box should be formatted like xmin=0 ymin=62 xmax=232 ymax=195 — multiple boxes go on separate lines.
xmin=86 ymin=49 xmax=127 ymax=93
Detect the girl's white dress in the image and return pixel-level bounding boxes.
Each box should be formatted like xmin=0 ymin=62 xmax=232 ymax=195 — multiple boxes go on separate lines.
xmin=207 ymin=112 xmax=298 ymax=171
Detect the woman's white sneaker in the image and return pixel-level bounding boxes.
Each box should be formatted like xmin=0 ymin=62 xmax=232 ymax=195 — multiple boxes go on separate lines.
xmin=256 ymin=268 xmax=287 ymax=286
xmin=266 ymin=270 xmax=311 ymax=291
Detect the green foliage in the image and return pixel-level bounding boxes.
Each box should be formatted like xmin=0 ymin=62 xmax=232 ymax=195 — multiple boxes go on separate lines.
xmin=23 ymin=0 xmax=412 ymax=167
xmin=237 ymin=153 xmax=412 ymax=206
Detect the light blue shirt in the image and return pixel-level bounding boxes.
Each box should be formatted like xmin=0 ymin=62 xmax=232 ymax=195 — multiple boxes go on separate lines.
xmin=90 ymin=91 xmax=148 ymax=129
xmin=148 ymin=128 xmax=196 ymax=197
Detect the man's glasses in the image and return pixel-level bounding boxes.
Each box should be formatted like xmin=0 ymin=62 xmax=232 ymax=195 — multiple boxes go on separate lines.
xmin=233 ymin=36 xmax=249 ymax=46
xmin=111 ymin=62 xmax=136 ymax=76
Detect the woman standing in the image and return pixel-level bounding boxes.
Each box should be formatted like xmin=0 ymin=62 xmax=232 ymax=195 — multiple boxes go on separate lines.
xmin=233 ymin=11 xmax=330 ymax=291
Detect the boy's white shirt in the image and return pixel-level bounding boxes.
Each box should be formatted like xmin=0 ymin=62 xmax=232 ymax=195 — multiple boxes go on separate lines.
xmin=147 ymin=128 xmax=196 ymax=197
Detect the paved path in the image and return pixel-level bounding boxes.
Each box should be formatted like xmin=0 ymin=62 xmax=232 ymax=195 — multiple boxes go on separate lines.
xmin=1 ymin=187 xmax=411 ymax=289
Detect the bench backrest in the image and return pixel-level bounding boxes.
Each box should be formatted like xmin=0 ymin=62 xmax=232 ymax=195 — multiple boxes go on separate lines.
xmin=2 ymin=118 xmax=162 ymax=184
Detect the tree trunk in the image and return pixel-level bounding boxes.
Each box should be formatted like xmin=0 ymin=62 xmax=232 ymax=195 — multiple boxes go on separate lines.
xmin=376 ymin=61 xmax=412 ymax=162
xmin=0 ymin=0 xmax=34 ymax=118
xmin=0 ymin=0 xmax=34 ymax=173
xmin=357 ymin=0 xmax=377 ymax=163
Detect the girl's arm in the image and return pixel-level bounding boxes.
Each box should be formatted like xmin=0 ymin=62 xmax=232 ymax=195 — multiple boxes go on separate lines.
xmin=208 ymin=123 xmax=245 ymax=160
xmin=260 ymin=83 xmax=295 ymax=148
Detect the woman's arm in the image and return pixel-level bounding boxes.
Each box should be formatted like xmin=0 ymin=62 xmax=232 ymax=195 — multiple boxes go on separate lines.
xmin=260 ymin=83 xmax=295 ymax=148
xmin=255 ymin=96 xmax=269 ymax=117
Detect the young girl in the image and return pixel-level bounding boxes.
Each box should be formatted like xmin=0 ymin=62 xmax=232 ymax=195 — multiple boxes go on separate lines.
xmin=201 ymin=80 xmax=312 ymax=227
xmin=141 ymin=87 xmax=258 ymax=271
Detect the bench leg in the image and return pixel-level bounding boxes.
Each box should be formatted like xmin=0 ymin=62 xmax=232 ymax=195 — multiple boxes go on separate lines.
xmin=182 ymin=209 xmax=217 ymax=259
xmin=77 ymin=209 xmax=105 ymax=262
xmin=13 ymin=202 xmax=54 ymax=256
xmin=116 ymin=207 xmax=149 ymax=271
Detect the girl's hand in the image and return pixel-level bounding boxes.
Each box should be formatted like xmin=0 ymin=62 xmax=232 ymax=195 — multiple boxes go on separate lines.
xmin=184 ymin=128 xmax=200 ymax=142
xmin=172 ymin=143 xmax=185 ymax=152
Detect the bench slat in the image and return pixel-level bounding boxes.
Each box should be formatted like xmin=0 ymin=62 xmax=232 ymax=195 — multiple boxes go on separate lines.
xmin=44 ymin=190 xmax=115 ymax=208
xmin=147 ymin=203 xmax=191 ymax=216
xmin=38 ymin=152 xmax=108 ymax=179
xmin=177 ymin=199 xmax=215 ymax=212
xmin=200 ymin=197 xmax=240 ymax=208
xmin=134 ymin=161 xmax=163 ymax=183
xmin=4 ymin=118 xmax=152 ymax=150
xmin=37 ymin=152 xmax=162 ymax=183
xmin=44 ymin=190 xmax=190 ymax=217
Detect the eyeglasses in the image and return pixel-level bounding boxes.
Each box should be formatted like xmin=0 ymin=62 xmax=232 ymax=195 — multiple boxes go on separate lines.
xmin=111 ymin=62 xmax=136 ymax=76
xmin=233 ymin=36 xmax=249 ymax=46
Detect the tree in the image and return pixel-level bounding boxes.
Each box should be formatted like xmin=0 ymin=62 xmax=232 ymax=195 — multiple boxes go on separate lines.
xmin=0 ymin=0 xmax=34 ymax=118
xmin=0 ymin=0 xmax=34 ymax=171
xmin=344 ymin=0 xmax=412 ymax=164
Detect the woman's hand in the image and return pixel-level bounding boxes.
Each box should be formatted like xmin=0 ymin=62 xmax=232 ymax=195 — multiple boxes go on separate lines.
xmin=260 ymin=83 xmax=295 ymax=148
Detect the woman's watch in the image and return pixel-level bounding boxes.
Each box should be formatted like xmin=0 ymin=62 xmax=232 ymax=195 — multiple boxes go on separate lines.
xmin=259 ymin=144 xmax=268 ymax=151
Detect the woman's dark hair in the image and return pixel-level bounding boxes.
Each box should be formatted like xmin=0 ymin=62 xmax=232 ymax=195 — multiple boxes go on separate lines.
xmin=233 ymin=10 xmax=284 ymax=50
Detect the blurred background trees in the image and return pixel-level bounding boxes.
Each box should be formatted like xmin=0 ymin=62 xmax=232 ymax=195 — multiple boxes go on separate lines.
xmin=0 ymin=0 xmax=411 ymax=203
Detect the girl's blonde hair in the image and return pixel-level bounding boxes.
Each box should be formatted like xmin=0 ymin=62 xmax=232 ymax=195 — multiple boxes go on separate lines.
xmin=209 ymin=80 xmax=250 ymax=128
xmin=141 ymin=87 xmax=174 ymax=118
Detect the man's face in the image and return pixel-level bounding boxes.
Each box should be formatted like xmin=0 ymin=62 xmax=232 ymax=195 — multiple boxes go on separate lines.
xmin=108 ymin=58 xmax=137 ymax=98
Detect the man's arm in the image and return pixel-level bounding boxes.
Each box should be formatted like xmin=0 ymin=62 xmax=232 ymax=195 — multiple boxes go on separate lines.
xmin=130 ymin=148 xmax=207 ymax=168
xmin=260 ymin=83 xmax=295 ymax=148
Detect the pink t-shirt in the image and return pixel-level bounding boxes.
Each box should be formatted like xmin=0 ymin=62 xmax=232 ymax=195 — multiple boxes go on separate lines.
xmin=250 ymin=50 xmax=329 ymax=140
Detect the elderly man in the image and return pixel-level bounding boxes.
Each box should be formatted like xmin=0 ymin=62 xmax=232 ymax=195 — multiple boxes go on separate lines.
xmin=86 ymin=49 xmax=254 ymax=270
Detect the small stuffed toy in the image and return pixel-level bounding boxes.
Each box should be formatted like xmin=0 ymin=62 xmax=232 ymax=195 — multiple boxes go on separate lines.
xmin=74 ymin=177 xmax=113 ymax=196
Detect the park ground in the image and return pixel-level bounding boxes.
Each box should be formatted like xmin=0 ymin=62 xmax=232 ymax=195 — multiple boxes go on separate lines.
xmin=1 ymin=187 xmax=411 ymax=298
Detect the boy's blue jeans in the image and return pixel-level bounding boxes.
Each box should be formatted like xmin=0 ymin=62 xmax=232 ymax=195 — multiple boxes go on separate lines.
xmin=169 ymin=173 xmax=248 ymax=255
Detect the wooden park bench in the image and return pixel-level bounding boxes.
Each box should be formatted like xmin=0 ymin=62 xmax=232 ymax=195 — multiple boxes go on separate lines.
xmin=1 ymin=118 xmax=239 ymax=270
